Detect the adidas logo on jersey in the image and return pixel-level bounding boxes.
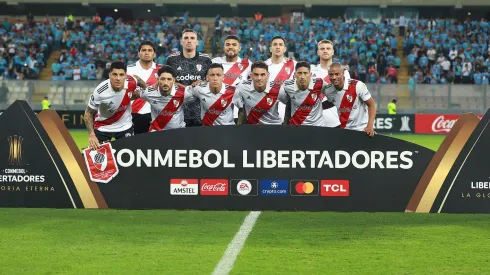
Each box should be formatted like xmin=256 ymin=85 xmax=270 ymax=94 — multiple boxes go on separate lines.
xmin=177 ymin=66 xmax=182 ymax=70
xmin=176 ymin=74 xmax=201 ymax=81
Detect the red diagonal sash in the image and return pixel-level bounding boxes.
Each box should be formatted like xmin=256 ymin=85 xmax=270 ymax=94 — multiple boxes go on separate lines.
xmin=149 ymin=86 xmax=185 ymax=131
xmin=95 ymin=76 xmax=136 ymax=128
xmin=246 ymin=84 xmax=281 ymax=124
xmin=132 ymin=64 xmax=162 ymax=113
xmin=223 ymin=59 xmax=250 ymax=86
xmin=339 ymin=79 xmax=358 ymax=129
xmin=202 ymin=86 xmax=236 ymax=126
xmin=273 ymin=59 xmax=295 ymax=84
xmin=289 ymin=78 xmax=323 ymax=125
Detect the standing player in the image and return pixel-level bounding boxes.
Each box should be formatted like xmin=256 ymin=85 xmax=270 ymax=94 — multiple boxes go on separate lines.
xmin=325 ymin=63 xmax=376 ymax=136
xmin=279 ymin=61 xmax=329 ymax=127
xmin=265 ymin=36 xmax=297 ymax=123
xmin=186 ymin=63 xmax=239 ymax=126
xmin=134 ymin=65 xmax=193 ymax=131
xmin=127 ymin=41 xmax=162 ymax=135
xmin=311 ymin=40 xmax=352 ymax=128
xmin=167 ymin=29 xmax=212 ymax=127
xmin=235 ymin=61 xmax=283 ymax=125
xmin=84 ymin=62 xmax=148 ymax=150
xmin=211 ymin=35 xmax=251 ymax=120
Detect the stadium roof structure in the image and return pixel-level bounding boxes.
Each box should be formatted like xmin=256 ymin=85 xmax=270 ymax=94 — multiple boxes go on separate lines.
xmin=3 ymin=0 xmax=488 ymax=6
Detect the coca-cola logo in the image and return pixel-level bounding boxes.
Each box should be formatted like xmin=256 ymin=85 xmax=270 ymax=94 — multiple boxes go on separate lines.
xmin=200 ymin=179 xmax=229 ymax=196
xmin=431 ymin=116 xmax=457 ymax=133
xmin=201 ymin=183 xmax=227 ymax=192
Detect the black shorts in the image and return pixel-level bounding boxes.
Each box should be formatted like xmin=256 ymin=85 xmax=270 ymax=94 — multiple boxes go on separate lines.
xmin=132 ymin=113 xmax=152 ymax=134
xmin=95 ymin=127 xmax=134 ymax=143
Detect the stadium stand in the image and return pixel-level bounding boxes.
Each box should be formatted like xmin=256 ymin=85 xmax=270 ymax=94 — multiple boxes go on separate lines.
xmin=0 ymin=3 xmax=488 ymax=114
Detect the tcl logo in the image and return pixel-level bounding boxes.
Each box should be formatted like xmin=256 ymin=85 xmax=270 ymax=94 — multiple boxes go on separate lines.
xmin=373 ymin=117 xmax=393 ymax=130
xmin=200 ymin=179 xmax=228 ymax=196
xmin=321 ymin=180 xmax=350 ymax=197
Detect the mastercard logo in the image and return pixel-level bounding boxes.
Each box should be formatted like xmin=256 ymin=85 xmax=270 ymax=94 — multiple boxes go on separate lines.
xmin=295 ymin=181 xmax=315 ymax=194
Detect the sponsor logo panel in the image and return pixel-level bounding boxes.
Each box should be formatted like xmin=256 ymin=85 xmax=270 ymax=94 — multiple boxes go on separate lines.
xmin=290 ymin=180 xmax=319 ymax=196
xmin=230 ymin=179 xmax=258 ymax=196
xmin=170 ymin=179 xmax=198 ymax=195
xmin=320 ymin=180 xmax=350 ymax=197
xmin=259 ymin=180 xmax=288 ymax=196
xmin=200 ymin=179 xmax=228 ymax=196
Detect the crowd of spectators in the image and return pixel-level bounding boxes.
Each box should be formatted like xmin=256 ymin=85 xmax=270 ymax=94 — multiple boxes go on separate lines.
xmin=0 ymin=15 xmax=51 ymax=80
xmin=403 ymin=16 xmax=490 ymax=85
xmin=0 ymin=12 xmax=489 ymax=86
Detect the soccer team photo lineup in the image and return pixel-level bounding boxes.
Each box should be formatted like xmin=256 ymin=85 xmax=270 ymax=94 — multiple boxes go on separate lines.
xmin=1 ymin=3 xmax=490 ymax=274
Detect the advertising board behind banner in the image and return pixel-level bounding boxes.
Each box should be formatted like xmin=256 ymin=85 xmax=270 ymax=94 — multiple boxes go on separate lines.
xmin=1 ymin=110 xmax=85 ymax=129
xmin=415 ymin=114 xmax=483 ymax=134
xmin=373 ymin=114 xmax=415 ymax=133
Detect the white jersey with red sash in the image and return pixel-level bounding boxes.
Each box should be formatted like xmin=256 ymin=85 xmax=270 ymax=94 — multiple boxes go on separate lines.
xmin=265 ymin=58 xmax=297 ymax=122
xmin=211 ymin=56 xmax=251 ymax=86
xmin=212 ymin=56 xmax=251 ymax=119
xmin=87 ymin=76 xmax=136 ymax=132
xmin=311 ymin=65 xmax=352 ymax=128
xmin=278 ymin=78 xmax=327 ymax=127
xmin=188 ymin=82 xmax=240 ymax=126
xmin=323 ymin=79 xmax=372 ymax=130
xmin=127 ymin=61 xmax=162 ymax=115
xmin=234 ymin=80 xmax=284 ymax=125
xmin=140 ymin=84 xmax=193 ymax=131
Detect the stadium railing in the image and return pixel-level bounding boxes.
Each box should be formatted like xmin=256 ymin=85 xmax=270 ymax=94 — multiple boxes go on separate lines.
xmin=0 ymin=81 xmax=488 ymax=114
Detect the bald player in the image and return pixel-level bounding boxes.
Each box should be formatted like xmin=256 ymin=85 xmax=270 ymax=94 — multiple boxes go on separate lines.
xmin=265 ymin=36 xmax=297 ymax=123
xmin=235 ymin=61 xmax=284 ymax=125
xmin=324 ymin=63 xmax=376 ymax=136
xmin=279 ymin=61 xmax=331 ymax=127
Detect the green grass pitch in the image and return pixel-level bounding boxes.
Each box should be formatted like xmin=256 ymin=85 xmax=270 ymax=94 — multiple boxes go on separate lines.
xmin=1 ymin=131 xmax=487 ymax=274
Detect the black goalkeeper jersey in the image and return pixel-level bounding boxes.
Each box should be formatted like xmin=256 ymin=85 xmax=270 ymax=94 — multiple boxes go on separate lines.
xmin=166 ymin=51 xmax=212 ymax=126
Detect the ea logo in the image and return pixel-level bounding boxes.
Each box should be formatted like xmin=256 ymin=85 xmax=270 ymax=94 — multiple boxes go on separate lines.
xmin=237 ymin=180 xmax=252 ymax=195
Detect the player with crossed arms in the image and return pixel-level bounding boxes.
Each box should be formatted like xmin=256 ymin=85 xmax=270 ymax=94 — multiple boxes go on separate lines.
xmin=185 ymin=63 xmax=240 ymax=126
xmin=324 ymin=62 xmax=377 ymax=136
xmin=132 ymin=65 xmax=193 ymax=131
xmin=84 ymin=62 xmax=148 ymax=150
xmin=211 ymin=35 xmax=252 ymax=120
xmin=235 ymin=61 xmax=284 ymax=125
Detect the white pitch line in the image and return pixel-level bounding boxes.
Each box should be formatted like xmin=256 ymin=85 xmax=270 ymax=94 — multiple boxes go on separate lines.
xmin=211 ymin=211 xmax=262 ymax=275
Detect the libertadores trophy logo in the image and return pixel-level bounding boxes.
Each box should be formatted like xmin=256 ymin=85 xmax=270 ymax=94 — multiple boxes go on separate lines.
xmin=83 ymin=142 xmax=119 ymax=184
xmin=7 ymin=135 xmax=23 ymax=165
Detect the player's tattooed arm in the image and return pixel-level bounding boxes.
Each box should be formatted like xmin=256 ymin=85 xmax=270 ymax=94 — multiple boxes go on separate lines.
xmin=84 ymin=106 xmax=100 ymax=149
xmin=237 ymin=108 xmax=246 ymax=125
xmin=132 ymin=75 xmax=148 ymax=89
xmin=130 ymin=88 xmax=141 ymax=100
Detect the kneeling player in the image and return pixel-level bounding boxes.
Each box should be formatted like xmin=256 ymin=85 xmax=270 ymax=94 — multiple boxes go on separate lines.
xmin=235 ymin=61 xmax=284 ymax=125
xmin=325 ymin=62 xmax=376 ymax=136
xmin=186 ymin=63 xmax=239 ymax=126
xmin=84 ymin=62 xmax=148 ymax=150
xmin=279 ymin=61 xmax=331 ymax=127
xmin=135 ymin=65 xmax=193 ymax=131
